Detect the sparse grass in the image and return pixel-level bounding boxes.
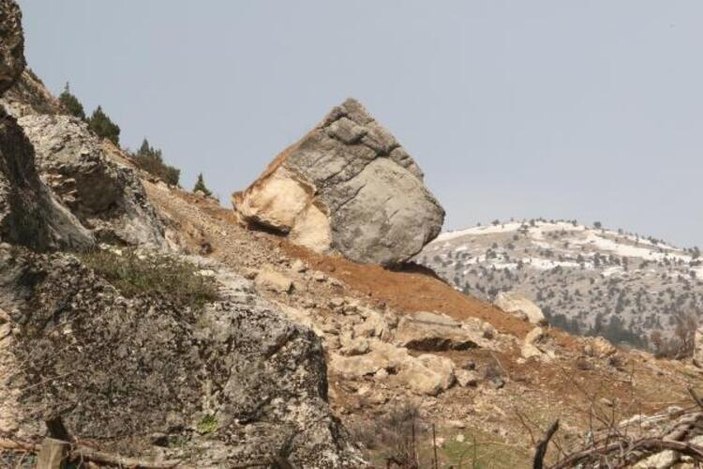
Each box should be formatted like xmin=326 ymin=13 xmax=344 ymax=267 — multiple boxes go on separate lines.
xmin=79 ymin=248 xmax=219 ymax=310
xmin=197 ymin=414 xmax=218 ymax=434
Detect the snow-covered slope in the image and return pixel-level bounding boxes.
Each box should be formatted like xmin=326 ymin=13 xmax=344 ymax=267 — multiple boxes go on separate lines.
xmin=418 ymin=219 xmax=703 ymax=349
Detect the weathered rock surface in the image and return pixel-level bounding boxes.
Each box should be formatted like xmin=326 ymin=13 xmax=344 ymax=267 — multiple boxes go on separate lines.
xmin=0 ymin=248 xmax=359 ymax=467
xmin=233 ymin=98 xmax=445 ymax=265
xmin=17 ymin=114 xmax=166 ymax=247
xmin=0 ymin=69 xmax=62 ymax=118
xmin=494 ymin=291 xmax=547 ymax=325
xmin=0 ymin=0 xmax=24 ymax=95
xmin=0 ymin=0 xmax=93 ymax=251
xmin=394 ymin=311 xmax=484 ymax=351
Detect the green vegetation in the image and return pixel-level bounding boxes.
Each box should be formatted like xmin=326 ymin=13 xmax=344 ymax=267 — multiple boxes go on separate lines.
xmin=88 ymin=105 xmax=121 ymax=145
xmin=197 ymin=414 xmax=218 ymax=434
xmin=58 ymin=82 xmax=86 ymax=120
xmin=80 ymin=248 xmax=219 ymax=310
xmin=132 ymin=138 xmax=181 ymax=186
xmin=193 ymin=173 xmax=212 ymax=197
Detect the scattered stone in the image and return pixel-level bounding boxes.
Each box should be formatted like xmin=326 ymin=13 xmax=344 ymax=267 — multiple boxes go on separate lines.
xmin=255 ymin=267 xmax=294 ymax=294
xmin=455 ymin=369 xmax=479 ymax=388
xmin=313 ymin=271 xmax=328 ymax=282
xmin=494 ymin=292 xmax=547 ymax=325
xmin=291 ymin=259 xmax=307 ymax=273
xmin=233 ymin=98 xmax=445 ymax=265
xmin=394 ymin=311 xmax=482 ymax=351
xmin=633 ymin=450 xmax=678 ymax=469
xmin=455 ymin=434 xmax=465 ymax=443
xmin=583 ymin=336 xmax=617 ymax=359
xmin=396 ymin=353 xmax=455 ymax=396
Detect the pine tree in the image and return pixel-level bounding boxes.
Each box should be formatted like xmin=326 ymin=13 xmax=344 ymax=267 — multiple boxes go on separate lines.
xmin=58 ymin=82 xmax=86 ymax=120
xmin=88 ymin=106 xmax=120 ymax=145
xmin=193 ymin=173 xmax=212 ymax=197
xmin=132 ymin=138 xmax=180 ymax=186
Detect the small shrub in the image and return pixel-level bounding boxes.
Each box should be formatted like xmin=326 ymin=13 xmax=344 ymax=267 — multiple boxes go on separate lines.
xmin=79 ymin=248 xmax=219 ymax=310
xmin=193 ymin=173 xmax=212 ymax=197
xmin=197 ymin=414 xmax=218 ymax=434
xmin=58 ymin=82 xmax=86 ymax=120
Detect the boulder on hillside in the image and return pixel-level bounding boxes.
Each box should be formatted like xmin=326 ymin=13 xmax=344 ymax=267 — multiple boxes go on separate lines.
xmin=394 ymin=311 xmax=486 ymax=351
xmin=17 ymin=114 xmax=166 ymax=247
xmin=494 ymin=291 xmax=547 ymax=325
xmin=233 ymin=98 xmax=445 ymax=265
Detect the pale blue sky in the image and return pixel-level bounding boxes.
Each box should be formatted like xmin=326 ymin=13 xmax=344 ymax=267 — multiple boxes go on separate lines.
xmin=16 ymin=1 xmax=703 ymax=247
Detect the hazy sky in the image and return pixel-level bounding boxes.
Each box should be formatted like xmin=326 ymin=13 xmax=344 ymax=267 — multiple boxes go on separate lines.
xmin=16 ymin=1 xmax=703 ymax=247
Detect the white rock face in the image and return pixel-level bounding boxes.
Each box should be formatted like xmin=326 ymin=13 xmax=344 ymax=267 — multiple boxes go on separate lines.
xmin=233 ymin=98 xmax=444 ymax=265
xmin=494 ymin=291 xmax=547 ymax=325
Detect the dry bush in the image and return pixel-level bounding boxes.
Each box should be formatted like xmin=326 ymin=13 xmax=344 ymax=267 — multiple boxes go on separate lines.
xmin=348 ymin=402 xmax=424 ymax=468
xmin=651 ymin=312 xmax=698 ymax=359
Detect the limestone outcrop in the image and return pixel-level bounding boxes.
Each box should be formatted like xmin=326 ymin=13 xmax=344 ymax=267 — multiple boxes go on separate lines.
xmin=17 ymin=114 xmax=166 ymax=246
xmin=0 ymin=0 xmax=93 ymax=250
xmin=233 ymin=98 xmax=445 ymax=265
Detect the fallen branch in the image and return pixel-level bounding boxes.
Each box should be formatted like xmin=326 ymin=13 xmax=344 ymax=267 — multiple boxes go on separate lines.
xmin=71 ymin=445 xmax=181 ymax=468
xmin=0 ymin=438 xmax=180 ymax=468
xmin=550 ymin=437 xmax=703 ymax=469
xmin=533 ymin=420 xmax=559 ymax=469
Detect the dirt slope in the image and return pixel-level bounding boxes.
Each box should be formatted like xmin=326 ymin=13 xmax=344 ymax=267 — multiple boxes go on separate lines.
xmin=143 ymin=181 xmax=703 ymax=467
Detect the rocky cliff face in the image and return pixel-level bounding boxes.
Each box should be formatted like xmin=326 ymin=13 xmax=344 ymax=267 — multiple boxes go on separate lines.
xmin=234 ymin=98 xmax=445 ymax=265
xmin=19 ymin=114 xmax=166 ymax=246
xmin=0 ymin=0 xmax=93 ymax=251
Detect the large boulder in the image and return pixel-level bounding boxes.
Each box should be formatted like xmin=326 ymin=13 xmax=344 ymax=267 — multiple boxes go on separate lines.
xmin=233 ymin=98 xmax=445 ymax=265
xmin=0 ymin=247 xmax=359 ymax=467
xmin=17 ymin=114 xmax=166 ymax=247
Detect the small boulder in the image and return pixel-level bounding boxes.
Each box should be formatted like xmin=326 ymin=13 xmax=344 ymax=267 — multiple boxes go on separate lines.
xmin=494 ymin=292 xmax=547 ymax=325
xmin=583 ymin=336 xmax=617 ymax=359
xmin=455 ymin=369 xmax=479 ymax=387
xmin=255 ymin=267 xmax=294 ymax=294
xmin=394 ymin=311 xmax=483 ymax=351
xmin=396 ymin=354 xmax=455 ymax=396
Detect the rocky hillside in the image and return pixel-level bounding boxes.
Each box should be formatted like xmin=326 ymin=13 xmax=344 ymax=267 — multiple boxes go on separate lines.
xmin=2 ymin=1 xmax=703 ymax=467
xmin=418 ymin=219 xmax=703 ymax=349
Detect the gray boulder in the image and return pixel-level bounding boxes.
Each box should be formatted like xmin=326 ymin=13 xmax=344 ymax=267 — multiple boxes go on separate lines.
xmin=17 ymin=114 xmax=166 ymax=247
xmin=234 ymin=98 xmax=445 ymax=265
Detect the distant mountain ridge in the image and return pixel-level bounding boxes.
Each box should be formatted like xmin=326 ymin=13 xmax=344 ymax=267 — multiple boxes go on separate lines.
xmin=418 ymin=219 xmax=703 ymax=350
